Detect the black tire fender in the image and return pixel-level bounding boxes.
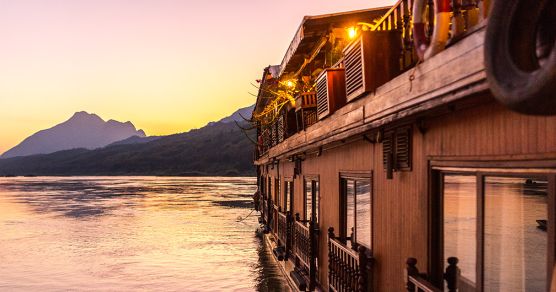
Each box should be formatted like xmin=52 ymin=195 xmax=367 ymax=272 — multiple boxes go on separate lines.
xmin=485 ymin=0 xmax=556 ymax=115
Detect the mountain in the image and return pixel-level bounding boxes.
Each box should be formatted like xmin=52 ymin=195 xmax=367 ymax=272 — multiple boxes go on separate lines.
xmin=218 ymin=104 xmax=254 ymax=124
xmin=107 ymin=104 xmax=255 ymax=147
xmin=1 ymin=112 xmax=146 ymax=158
xmin=107 ymin=135 xmax=161 ymax=147
xmin=0 ymin=106 xmax=256 ymax=176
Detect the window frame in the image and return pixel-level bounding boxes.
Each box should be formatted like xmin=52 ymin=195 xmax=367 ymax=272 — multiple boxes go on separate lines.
xmin=267 ymin=176 xmax=272 ymax=203
xmin=284 ymin=177 xmax=294 ymax=214
xmin=339 ymin=171 xmax=373 ymax=250
xmin=275 ymin=177 xmax=281 ymax=210
xmin=303 ymin=175 xmax=320 ymax=223
xmin=429 ymin=160 xmax=556 ymax=291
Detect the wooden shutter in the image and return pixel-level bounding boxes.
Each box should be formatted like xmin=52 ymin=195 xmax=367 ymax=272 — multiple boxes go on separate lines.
xmin=382 ymin=126 xmax=412 ymax=171
xmin=382 ymin=130 xmax=394 ymax=169
xmin=344 ymin=38 xmax=364 ymax=99
xmin=395 ymin=126 xmax=412 ymax=170
xmin=316 ymin=74 xmax=329 ymax=118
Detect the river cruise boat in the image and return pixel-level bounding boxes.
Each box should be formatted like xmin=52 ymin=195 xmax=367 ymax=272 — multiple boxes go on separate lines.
xmin=251 ymin=0 xmax=556 ymax=291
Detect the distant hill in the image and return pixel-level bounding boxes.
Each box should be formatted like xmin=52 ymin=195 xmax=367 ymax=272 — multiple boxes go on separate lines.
xmin=105 ymin=104 xmax=255 ymax=147
xmin=1 ymin=111 xmax=146 ymax=158
xmin=218 ymin=104 xmax=254 ymax=124
xmin=0 ymin=106 xmax=256 ymax=176
xmin=107 ymin=135 xmax=161 ymax=147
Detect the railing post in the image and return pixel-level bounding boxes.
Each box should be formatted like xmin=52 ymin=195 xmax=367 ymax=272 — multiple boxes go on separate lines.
xmin=405 ymin=257 xmax=419 ymax=292
xmin=358 ymin=245 xmax=369 ymax=292
xmin=444 ymin=257 xmax=459 ymax=292
xmin=309 ymin=219 xmax=318 ymax=291
xmin=328 ymin=227 xmax=335 ymax=291
xmin=286 ymin=212 xmax=293 ymax=259
xmin=294 ymin=213 xmax=300 ymax=267
xmin=267 ymin=197 xmax=272 ymax=230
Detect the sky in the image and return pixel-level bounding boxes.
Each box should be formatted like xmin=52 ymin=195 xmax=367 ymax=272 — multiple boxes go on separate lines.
xmin=0 ymin=0 xmax=395 ymax=154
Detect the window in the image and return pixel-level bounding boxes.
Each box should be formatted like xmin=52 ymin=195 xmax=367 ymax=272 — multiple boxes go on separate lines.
xmin=443 ymin=175 xmax=477 ymax=288
xmin=267 ymin=177 xmax=272 ymax=202
xmin=275 ymin=177 xmax=280 ymax=208
xmin=259 ymin=176 xmax=265 ymax=198
xmin=382 ymin=126 xmax=412 ymax=171
xmin=484 ymin=176 xmax=547 ymax=291
xmin=304 ymin=177 xmax=319 ymax=223
xmin=284 ymin=180 xmax=293 ymax=213
xmin=340 ymin=174 xmax=372 ymax=250
xmin=435 ymin=169 xmax=551 ymax=292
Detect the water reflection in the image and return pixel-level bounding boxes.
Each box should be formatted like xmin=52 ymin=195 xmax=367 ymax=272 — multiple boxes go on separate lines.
xmin=443 ymin=175 xmax=548 ymax=292
xmin=0 ymin=177 xmax=289 ymax=291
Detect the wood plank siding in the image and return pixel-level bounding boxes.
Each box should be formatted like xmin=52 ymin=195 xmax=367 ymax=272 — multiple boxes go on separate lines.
xmin=259 ymin=98 xmax=556 ymax=291
xmin=254 ymin=3 xmax=556 ymax=290
xmin=255 ymin=26 xmax=488 ymax=167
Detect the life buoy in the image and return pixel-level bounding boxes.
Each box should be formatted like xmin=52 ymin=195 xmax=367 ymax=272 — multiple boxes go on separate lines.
xmin=485 ymin=0 xmax=556 ymax=115
xmin=412 ymin=0 xmax=452 ymax=60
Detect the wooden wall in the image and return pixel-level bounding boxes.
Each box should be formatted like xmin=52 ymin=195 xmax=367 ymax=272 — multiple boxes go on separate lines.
xmin=257 ymin=96 xmax=556 ymax=291
xmin=425 ymin=101 xmax=556 ymax=159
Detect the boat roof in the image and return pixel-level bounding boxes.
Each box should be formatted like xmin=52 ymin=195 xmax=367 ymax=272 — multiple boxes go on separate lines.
xmin=278 ymin=7 xmax=391 ymax=78
xmin=254 ymin=65 xmax=281 ymax=115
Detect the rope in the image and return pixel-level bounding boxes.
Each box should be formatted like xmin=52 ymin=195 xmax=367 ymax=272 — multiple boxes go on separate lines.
xmin=236 ymin=209 xmax=256 ymax=222
xmin=408 ymin=59 xmax=423 ymax=92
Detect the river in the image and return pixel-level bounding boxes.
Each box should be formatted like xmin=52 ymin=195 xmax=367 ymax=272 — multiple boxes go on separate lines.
xmin=0 ymin=177 xmax=290 ymax=291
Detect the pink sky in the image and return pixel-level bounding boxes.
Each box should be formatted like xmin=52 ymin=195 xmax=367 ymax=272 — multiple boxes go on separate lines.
xmin=0 ymin=0 xmax=395 ymax=154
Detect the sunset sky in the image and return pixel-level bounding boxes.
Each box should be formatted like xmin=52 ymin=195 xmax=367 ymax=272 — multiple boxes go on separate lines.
xmin=0 ymin=0 xmax=395 ymax=154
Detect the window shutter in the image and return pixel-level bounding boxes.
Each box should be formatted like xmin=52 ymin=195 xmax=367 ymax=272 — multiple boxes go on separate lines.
xmin=344 ymin=39 xmax=364 ymax=99
xmin=382 ymin=130 xmax=394 ymax=169
xmin=382 ymin=126 xmax=412 ymax=172
xmin=395 ymin=127 xmax=412 ymax=170
xmin=316 ymin=74 xmax=329 ymax=118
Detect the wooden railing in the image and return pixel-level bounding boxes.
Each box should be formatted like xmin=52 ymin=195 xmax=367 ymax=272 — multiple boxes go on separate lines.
xmin=266 ymin=198 xmax=273 ymax=230
xmin=294 ymin=92 xmax=319 ymax=131
xmin=296 ymin=92 xmax=318 ymax=110
xmin=273 ymin=204 xmax=279 ymax=233
xmin=261 ymin=197 xmax=268 ymax=223
xmin=451 ymin=0 xmax=482 ymax=38
xmin=293 ymin=213 xmax=319 ymax=290
xmin=277 ymin=211 xmax=294 ymax=259
xmin=294 ymin=219 xmax=311 ymax=269
xmin=303 ymin=109 xmax=318 ymax=129
xmin=405 ymin=257 xmax=459 ymax=292
xmin=372 ymin=0 xmax=416 ymax=72
xmin=371 ymin=0 xmax=482 ymax=73
xmin=277 ymin=211 xmax=287 ymax=245
xmin=328 ymin=228 xmax=373 ymax=292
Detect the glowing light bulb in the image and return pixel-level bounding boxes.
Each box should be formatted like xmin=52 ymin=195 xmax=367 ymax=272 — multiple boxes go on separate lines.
xmin=286 ymin=80 xmax=295 ymax=88
xmin=347 ymin=27 xmax=358 ymax=39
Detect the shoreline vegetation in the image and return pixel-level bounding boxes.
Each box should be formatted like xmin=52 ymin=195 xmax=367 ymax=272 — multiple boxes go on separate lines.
xmin=0 ymin=121 xmax=256 ymax=177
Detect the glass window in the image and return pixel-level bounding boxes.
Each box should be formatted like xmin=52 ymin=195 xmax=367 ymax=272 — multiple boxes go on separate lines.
xmin=441 ymin=173 xmax=549 ymax=292
xmin=284 ymin=182 xmax=288 ymax=212
xmin=355 ymin=180 xmax=371 ymax=249
xmin=443 ymin=175 xmax=477 ymax=289
xmin=484 ymin=176 xmax=547 ymax=291
xmin=314 ymin=181 xmax=319 ymax=224
xmin=304 ymin=178 xmax=319 ymax=223
xmin=341 ymin=177 xmax=372 ymax=249
xmin=268 ymin=177 xmax=272 ymax=201
xmin=285 ymin=181 xmax=293 ymax=213
xmin=346 ymin=180 xmax=355 ymax=240
xmin=305 ymin=180 xmax=312 ymax=221
xmin=275 ymin=178 xmax=280 ymax=208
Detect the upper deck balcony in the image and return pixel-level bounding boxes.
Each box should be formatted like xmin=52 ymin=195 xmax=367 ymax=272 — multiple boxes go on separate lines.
xmin=254 ymin=0 xmax=488 ymax=163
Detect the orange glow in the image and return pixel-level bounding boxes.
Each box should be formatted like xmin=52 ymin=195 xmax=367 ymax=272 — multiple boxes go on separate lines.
xmin=347 ymin=26 xmax=358 ymax=39
xmin=0 ymin=0 xmax=397 ymax=154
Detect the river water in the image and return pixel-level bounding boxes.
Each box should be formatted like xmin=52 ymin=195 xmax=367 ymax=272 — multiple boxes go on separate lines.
xmin=0 ymin=177 xmax=290 ymax=291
